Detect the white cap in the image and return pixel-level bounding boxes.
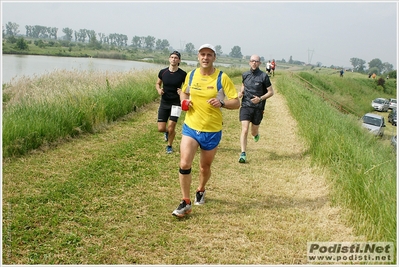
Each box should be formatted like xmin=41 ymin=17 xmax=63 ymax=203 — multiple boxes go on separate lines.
xmin=198 ymin=43 xmax=216 ymax=54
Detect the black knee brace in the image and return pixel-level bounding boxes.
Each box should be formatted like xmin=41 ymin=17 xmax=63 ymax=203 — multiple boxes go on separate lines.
xmin=179 ymin=168 xmax=191 ymax=175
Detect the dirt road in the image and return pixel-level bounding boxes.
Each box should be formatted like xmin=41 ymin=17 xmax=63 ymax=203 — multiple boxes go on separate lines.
xmin=207 ymin=79 xmax=365 ymax=263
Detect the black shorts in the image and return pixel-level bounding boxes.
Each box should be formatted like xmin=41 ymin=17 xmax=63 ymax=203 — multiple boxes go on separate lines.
xmin=239 ymin=107 xmax=264 ymax=125
xmin=157 ymin=101 xmax=180 ymax=123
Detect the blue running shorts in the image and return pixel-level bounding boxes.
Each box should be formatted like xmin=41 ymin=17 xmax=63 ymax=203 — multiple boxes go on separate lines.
xmin=182 ymin=123 xmax=222 ymax=150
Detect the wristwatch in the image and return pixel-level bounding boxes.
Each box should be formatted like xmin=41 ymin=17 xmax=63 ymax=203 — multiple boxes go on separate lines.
xmin=220 ymin=99 xmax=225 ymax=107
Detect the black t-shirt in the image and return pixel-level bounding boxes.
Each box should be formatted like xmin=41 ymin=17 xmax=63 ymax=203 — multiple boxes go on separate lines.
xmin=241 ymin=68 xmax=271 ymax=110
xmin=158 ymin=68 xmax=187 ymax=104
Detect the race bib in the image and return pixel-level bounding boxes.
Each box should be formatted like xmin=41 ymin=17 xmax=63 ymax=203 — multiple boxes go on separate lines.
xmin=171 ymin=105 xmax=182 ymax=117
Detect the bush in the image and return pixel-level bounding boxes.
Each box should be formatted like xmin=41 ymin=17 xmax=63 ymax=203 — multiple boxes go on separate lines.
xmin=387 ymin=70 xmax=397 ymax=79
xmin=7 ymin=35 xmax=17 ymax=44
xmin=376 ymin=85 xmax=384 ymax=92
xmin=34 ymin=39 xmax=46 ymax=48
xmin=15 ymin=37 xmax=28 ymax=50
xmin=377 ymin=77 xmax=385 ymax=86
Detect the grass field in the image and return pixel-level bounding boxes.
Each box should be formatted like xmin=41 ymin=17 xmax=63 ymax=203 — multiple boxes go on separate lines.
xmin=2 ymin=67 xmax=397 ymax=264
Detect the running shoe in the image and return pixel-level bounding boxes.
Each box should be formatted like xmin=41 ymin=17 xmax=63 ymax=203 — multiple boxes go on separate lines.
xmin=164 ymin=132 xmax=168 ymax=142
xmin=194 ymin=190 xmax=206 ymax=205
xmin=239 ymin=152 xmax=246 ymax=163
xmin=254 ymin=134 xmax=260 ymax=142
xmin=166 ymin=145 xmax=173 ymax=154
xmin=172 ymin=200 xmax=192 ymax=217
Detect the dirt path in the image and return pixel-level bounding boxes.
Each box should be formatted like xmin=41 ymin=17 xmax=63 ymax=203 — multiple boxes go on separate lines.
xmin=206 ymin=79 xmax=365 ymax=263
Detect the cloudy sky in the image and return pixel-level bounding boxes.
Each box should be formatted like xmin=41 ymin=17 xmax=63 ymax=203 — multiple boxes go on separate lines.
xmin=2 ymin=1 xmax=398 ymax=68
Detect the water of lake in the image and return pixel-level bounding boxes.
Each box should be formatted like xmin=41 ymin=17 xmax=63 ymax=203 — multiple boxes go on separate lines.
xmin=1 ymin=55 xmax=238 ymax=85
xmin=1 ymin=54 xmax=163 ymax=84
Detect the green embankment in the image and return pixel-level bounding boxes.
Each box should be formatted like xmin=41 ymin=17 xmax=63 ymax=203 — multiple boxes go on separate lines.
xmin=276 ymin=71 xmax=396 ymax=244
xmin=2 ymin=67 xmax=396 ymax=263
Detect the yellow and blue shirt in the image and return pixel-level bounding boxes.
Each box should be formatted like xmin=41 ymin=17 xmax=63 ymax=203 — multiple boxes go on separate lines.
xmin=182 ymin=68 xmax=237 ymax=132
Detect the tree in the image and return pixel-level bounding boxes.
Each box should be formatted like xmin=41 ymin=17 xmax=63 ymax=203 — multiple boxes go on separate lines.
xmin=229 ymin=46 xmax=242 ymax=58
xmin=25 ymin=25 xmax=32 ymax=37
xmin=368 ymin=58 xmax=383 ymax=75
xmin=131 ymin=36 xmax=142 ymax=48
xmin=350 ymin=57 xmax=366 ymax=72
xmin=87 ymin=34 xmax=102 ymax=49
xmin=161 ymin=39 xmax=170 ymax=50
xmin=144 ymin=35 xmax=155 ymax=49
xmin=185 ymin=42 xmax=195 ymax=55
xmin=49 ymin=27 xmax=58 ymax=39
xmin=62 ymin=28 xmax=73 ymax=41
xmin=215 ymin=45 xmax=222 ymax=56
xmin=119 ymin=34 xmax=128 ymax=47
xmin=15 ymin=37 xmax=28 ymax=50
xmin=97 ymin=32 xmax=105 ymax=44
xmin=109 ymin=33 xmax=128 ymax=47
xmin=155 ymin=39 xmax=170 ymax=50
xmin=78 ymin=29 xmax=87 ymax=42
xmin=155 ymin=39 xmax=162 ymax=50
xmin=368 ymin=67 xmax=379 ymax=75
xmin=86 ymin=30 xmax=96 ymax=43
xmin=288 ymin=56 xmax=293 ymax=64
xmin=5 ymin=22 xmax=19 ymax=36
xmin=382 ymin=62 xmax=393 ymax=74
xmin=108 ymin=33 xmax=116 ymax=45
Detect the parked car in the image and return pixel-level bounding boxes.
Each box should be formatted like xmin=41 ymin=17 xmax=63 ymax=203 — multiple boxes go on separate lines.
xmin=391 ymin=135 xmax=397 ymax=153
xmin=371 ymin=98 xmax=389 ymax=112
xmin=389 ymin=98 xmax=397 ymax=109
xmin=388 ymin=108 xmax=397 ymax=126
xmin=361 ymin=113 xmax=386 ymax=137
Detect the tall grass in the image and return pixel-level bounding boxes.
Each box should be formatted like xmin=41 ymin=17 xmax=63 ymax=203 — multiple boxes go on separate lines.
xmin=2 ymin=69 xmax=159 ymax=157
xmin=276 ymin=74 xmax=396 ymax=243
xmin=2 ymin=67 xmax=245 ymax=158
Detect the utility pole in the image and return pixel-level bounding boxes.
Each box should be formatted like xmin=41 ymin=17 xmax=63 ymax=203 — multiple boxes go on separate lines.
xmin=180 ymin=40 xmax=186 ymax=52
xmin=308 ymin=48 xmax=314 ymax=65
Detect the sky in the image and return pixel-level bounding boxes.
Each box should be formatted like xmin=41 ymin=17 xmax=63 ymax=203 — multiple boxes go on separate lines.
xmin=1 ymin=0 xmax=398 ymax=69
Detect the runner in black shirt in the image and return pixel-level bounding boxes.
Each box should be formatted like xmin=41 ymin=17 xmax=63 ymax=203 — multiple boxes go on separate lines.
xmin=155 ymin=51 xmax=187 ymax=154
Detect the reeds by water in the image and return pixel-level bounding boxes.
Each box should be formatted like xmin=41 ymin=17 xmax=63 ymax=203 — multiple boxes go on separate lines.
xmin=2 ymin=68 xmax=159 ymax=157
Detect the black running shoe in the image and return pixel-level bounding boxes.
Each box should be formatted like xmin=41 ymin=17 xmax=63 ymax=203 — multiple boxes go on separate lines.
xmin=172 ymin=200 xmax=192 ymax=217
xmin=194 ymin=190 xmax=206 ymax=205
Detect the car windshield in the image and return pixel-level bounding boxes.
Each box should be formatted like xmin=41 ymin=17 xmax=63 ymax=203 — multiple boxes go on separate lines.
xmin=391 ymin=99 xmax=397 ymax=104
xmin=363 ymin=116 xmax=382 ymax=126
xmin=374 ymin=99 xmax=385 ymax=104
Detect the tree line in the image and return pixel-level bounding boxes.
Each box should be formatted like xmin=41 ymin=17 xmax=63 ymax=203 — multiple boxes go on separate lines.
xmin=3 ymin=21 xmax=395 ymax=74
xmin=350 ymin=57 xmax=394 ymax=76
xmin=2 ymin=21 xmax=244 ymax=58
